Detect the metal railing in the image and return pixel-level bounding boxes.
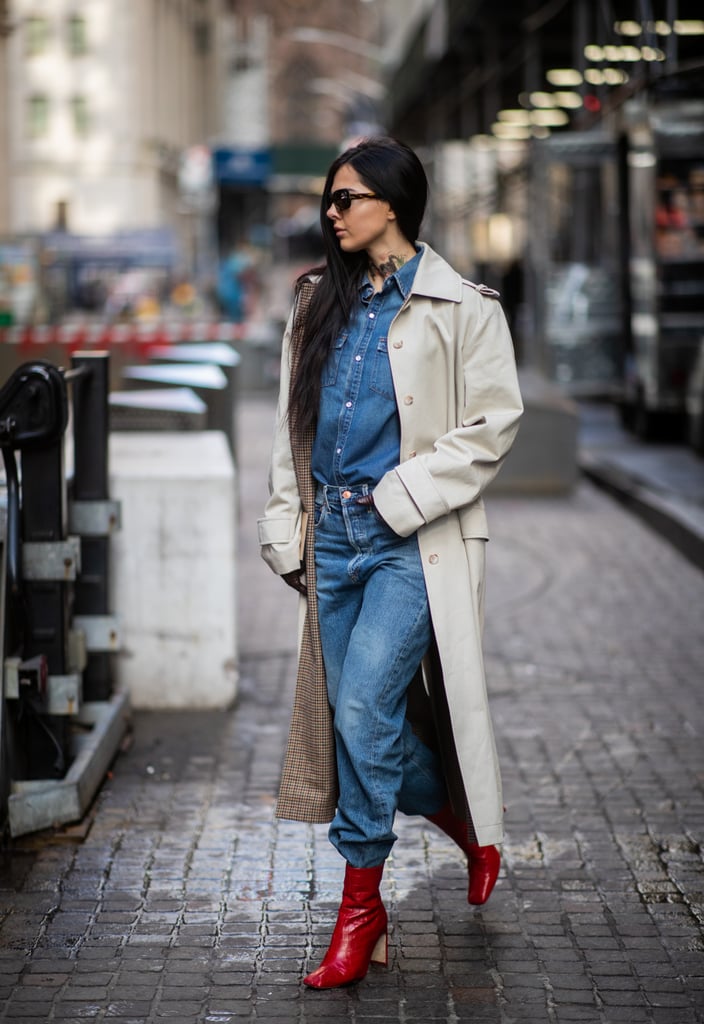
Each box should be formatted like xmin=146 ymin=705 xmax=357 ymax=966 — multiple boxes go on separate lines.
xmin=0 ymin=352 xmax=128 ymax=838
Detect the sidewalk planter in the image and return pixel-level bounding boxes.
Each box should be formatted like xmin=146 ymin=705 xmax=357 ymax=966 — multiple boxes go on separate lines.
xmin=109 ymin=431 xmax=237 ymax=709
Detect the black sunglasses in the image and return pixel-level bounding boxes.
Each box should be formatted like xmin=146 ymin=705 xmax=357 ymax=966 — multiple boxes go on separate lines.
xmin=327 ymin=188 xmax=379 ymax=212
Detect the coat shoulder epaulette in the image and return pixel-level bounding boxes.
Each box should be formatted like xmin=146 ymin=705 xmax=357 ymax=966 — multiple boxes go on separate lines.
xmin=462 ymin=279 xmax=501 ymax=299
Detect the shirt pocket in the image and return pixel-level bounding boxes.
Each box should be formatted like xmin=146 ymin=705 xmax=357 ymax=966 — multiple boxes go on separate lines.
xmin=321 ymin=332 xmax=347 ymax=387
xmin=369 ymin=337 xmax=396 ymax=401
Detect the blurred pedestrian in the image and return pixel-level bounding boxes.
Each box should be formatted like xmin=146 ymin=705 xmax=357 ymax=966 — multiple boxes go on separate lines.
xmin=258 ymin=137 xmax=522 ymax=989
xmin=216 ymin=248 xmax=249 ymax=322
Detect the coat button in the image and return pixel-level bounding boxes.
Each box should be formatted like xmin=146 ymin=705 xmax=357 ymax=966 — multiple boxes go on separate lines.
xmin=408 ymin=450 xmax=417 ymax=458
xmin=429 ymin=554 xmax=439 ymax=564
xmin=403 ymin=395 xmax=413 ymax=405
xmin=393 ymin=340 xmax=403 ymax=349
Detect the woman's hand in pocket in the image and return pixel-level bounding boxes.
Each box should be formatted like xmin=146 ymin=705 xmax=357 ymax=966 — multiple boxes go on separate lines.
xmin=281 ymin=567 xmax=307 ymax=595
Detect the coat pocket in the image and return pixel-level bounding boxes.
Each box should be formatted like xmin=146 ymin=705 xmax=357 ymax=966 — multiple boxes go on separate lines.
xmin=463 ymin=533 xmax=487 ymax=630
xmin=458 ymin=502 xmax=489 ymax=540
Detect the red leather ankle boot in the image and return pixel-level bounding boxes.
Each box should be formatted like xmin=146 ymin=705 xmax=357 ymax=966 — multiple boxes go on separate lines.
xmin=425 ymin=804 xmax=500 ymax=905
xmin=304 ymin=863 xmax=387 ymax=989
xmin=465 ymin=842 xmax=501 ymax=905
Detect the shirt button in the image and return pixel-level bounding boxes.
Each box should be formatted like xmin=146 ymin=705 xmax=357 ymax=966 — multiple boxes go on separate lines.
xmin=368 ymin=312 xmax=376 ymax=319
xmin=393 ymin=340 xmax=403 ymax=349
xmin=336 ymin=448 xmax=342 ymax=454
xmin=345 ymin=401 xmax=352 ymax=408
xmin=429 ymin=554 xmax=439 ymax=565
xmin=355 ymin=354 xmax=361 ymax=362
xmin=404 ymin=395 xmax=413 ymax=405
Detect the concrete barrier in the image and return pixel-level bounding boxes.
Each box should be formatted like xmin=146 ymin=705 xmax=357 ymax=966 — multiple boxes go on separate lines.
xmin=108 ymin=431 xmax=237 ymax=708
xmin=109 ymin=386 xmax=208 ymax=431
xmin=121 ymin=363 xmax=235 ymax=456
xmin=145 ymin=343 xmax=241 ymax=456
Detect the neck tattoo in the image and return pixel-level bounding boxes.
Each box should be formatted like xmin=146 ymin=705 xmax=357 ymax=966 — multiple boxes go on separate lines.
xmin=369 ymin=253 xmax=410 ymax=280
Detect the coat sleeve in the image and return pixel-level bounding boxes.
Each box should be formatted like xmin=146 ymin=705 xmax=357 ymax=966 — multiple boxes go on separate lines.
xmin=373 ymin=294 xmax=523 ymax=537
xmin=257 ymin=306 xmax=305 ymax=575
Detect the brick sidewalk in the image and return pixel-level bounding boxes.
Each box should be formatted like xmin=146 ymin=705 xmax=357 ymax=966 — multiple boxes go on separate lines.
xmin=1 ymin=394 xmax=702 ymax=1023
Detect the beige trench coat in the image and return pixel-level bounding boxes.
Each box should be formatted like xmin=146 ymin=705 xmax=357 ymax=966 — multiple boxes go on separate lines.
xmin=258 ymin=243 xmax=523 ymax=847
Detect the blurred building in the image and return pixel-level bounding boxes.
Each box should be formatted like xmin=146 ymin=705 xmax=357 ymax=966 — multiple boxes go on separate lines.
xmin=0 ymin=0 xmax=431 ymax=322
xmin=4 ymin=0 xmax=224 ymax=236
xmin=385 ymin=0 xmax=704 ymax=436
xmin=215 ymin=0 xmax=398 ymax=264
xmin=0 ymin=1 xmax=9 ymax=236
xmin=0 ymin=0 xmax=228 ymax=323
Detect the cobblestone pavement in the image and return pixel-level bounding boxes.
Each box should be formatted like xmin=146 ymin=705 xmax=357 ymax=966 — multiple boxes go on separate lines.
xmin=1 ymin=394 xmax=703 ymax=1024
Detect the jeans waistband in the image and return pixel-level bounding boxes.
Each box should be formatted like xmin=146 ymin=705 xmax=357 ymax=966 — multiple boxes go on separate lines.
xmin=316 ymin=482 xmax=373 ymax=506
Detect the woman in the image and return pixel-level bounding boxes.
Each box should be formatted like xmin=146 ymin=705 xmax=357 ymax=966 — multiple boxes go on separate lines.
xmin=258 ymin=137 xmax=522 ymax=989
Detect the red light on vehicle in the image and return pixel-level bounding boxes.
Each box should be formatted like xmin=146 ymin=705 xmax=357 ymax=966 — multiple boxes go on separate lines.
xmin=584 ymin=94 xmax=601 ymax=112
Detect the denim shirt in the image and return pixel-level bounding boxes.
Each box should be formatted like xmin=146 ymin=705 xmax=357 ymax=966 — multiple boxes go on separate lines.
xmin=311 ymin=248 xmax=421 ymax=488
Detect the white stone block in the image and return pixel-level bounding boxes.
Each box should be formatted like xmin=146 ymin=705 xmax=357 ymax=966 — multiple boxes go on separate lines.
xmin=109 ymin=431 xmax=237 ymax=708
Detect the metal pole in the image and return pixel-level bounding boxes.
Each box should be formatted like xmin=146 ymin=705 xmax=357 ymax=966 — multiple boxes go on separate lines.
xmin=72 ymin=351 xmax=109 ymax=500
xmin=71 ymin=351 xmax=112 ymax=700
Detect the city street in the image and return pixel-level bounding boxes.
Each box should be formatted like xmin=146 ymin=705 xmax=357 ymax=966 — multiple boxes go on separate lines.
xmin=0 ymin=393 xmax=703 ymax=1024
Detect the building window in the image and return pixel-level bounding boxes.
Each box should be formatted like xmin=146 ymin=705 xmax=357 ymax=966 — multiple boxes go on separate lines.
xmin=27 ymin=94 xmax=50 ymax=138
xmin=25 ymin=15 xmax=50 ymax=57
xmin=67 ymin=14 xmax=88 ymax=55
xmin=70 ymin=95 xmax=90 ymax=137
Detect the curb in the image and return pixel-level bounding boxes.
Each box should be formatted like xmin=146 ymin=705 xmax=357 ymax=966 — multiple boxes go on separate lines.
xmin=580 ymin=451 xmax=704 ymax=572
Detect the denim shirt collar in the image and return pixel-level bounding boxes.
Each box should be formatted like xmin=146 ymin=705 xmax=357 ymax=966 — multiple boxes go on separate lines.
xmin=360 ymin=245 xmax=422 ymax=305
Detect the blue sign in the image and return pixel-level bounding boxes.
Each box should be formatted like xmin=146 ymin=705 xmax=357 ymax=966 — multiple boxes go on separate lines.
xmin=213 ymin=147 xmax=271 ymax=186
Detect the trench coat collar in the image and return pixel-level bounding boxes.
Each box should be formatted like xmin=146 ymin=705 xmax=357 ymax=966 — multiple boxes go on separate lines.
xmin=409 ymin=242 xmax=464 ymax=303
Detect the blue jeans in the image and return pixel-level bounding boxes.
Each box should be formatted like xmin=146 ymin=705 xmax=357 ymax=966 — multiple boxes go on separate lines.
xmin=314 ymin=483 xmax=448 ymax=868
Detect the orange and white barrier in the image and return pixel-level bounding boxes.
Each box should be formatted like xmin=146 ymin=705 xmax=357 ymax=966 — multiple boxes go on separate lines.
xmin=0 ymin=320 xmax=245 ymax=354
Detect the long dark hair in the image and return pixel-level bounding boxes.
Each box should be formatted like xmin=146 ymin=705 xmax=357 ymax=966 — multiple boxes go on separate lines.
xmin=288 ymin=137 xmax=429 ymax=436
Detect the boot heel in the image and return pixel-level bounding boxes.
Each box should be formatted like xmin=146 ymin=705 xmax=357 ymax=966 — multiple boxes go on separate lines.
xmin=370 ymin=929 xmax=388 ymax=966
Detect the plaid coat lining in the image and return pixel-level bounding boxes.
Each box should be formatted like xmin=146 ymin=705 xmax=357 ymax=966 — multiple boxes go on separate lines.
xmin=275 ymin=279 xmax=338 ymax=823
